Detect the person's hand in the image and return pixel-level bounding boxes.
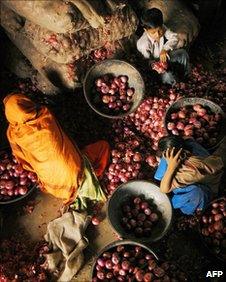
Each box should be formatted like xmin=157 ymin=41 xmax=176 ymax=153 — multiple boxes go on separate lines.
xmin=163 ymin=147 xmax=182 ymax=171
xmin=160 ymin=49 xmax=169 ymax=63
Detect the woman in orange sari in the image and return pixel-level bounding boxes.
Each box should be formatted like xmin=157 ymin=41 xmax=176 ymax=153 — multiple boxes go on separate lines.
xmin=3 ymin=93 xmax=110 ymax=210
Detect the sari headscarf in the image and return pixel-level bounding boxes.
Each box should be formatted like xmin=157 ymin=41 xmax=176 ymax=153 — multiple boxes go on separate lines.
xmin=4 ymin=93 xmax=84 ymax=202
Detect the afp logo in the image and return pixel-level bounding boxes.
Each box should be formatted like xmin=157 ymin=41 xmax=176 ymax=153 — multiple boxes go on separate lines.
xmin=206 ymin=271 xmax=223 ymax=278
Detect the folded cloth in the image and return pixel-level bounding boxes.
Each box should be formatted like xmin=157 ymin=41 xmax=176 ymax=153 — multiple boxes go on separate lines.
xmin=44 ymin=211 xmax=90 ymax=282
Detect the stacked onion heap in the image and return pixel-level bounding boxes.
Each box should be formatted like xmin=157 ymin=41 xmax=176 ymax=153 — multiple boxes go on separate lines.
xmin=166 ymin=103 xmax=223 ymax=147
xmin=92 ymin=244 xmax=188 ymax=281
xmin=121 ymin=196 xmax=161 ymax=238
xmin=94 ymin=74 xmax=135 ymax=113
xmin=200 ymin=198 xmax=226 ymax=260
xmin=0 ymin=151 xmax=37 ymax=201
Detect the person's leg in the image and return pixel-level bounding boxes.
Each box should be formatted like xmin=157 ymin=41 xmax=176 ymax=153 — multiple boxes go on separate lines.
xmin=82 ymin=140 xmax=110 ymax=178
xmin=161 ymin=71 xmax=176 ymax=86
xmin=169 ymin=49 xmax=190 ymax=77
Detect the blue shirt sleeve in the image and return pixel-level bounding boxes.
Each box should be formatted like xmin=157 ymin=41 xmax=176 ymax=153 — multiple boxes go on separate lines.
xmin=154 ymin=158 xmax=168 ymax=181
xmin=185 ymin=138 xmax=210 ymax=157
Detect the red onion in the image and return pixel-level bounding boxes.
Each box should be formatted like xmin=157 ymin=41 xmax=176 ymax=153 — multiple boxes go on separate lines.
xmin=92 ymin=216 xmax=100 ymax=226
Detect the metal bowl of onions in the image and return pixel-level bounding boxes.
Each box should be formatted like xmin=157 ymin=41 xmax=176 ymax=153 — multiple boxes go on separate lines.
xmin=91 ymin=239 xmax=189 ymax=281
xmin=91 ymin=239 xmax=159 ymax=281
xmin=107 ymin=180 xmax=173 ymax=243
xmin=0 ymin=148 xmax=37 ymax=205
xmin=83 ymin=59 xmax=145 ymax=119
xmin=164 ymin=97 xmax=225 ymax=149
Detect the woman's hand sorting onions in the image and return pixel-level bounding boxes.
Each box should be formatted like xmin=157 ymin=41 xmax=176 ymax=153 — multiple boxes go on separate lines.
xmin=200 ymin=198 xmax=226 ymax=260
xmin=0 ymin=151 xmax=37 ymax=201
xmin=92 ymin=244 xmax=188 ymax=281
xmin=166 ymin=104 xmax=223 ymax=147
xmin=120 ymin=196 xmax=161 ymax=238
xmin=94 ymin=74 xmax=135 ymax=113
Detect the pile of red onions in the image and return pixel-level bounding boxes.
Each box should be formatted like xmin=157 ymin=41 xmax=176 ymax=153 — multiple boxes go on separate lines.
xmin=103 ymin=94 xmax=181 ymax=194
xmin=166 ymin=104 xmax=223 ymax=147
xmin=121 ymin=196 xmax=160 ymax=237
xmin=0 ymin=238 xmax=49 ymax=281
xmin=200 ymin=198 xmax=226 ymax=259
xmin=173 ymin=65 xmax=226 ymax=112
xmin=92 ymin=244 xmax=188 ymax=281
xmin=0 ymin=151 xmax=37 ymax=201
xmin=128 ymin=94 xmax=179 ymax=151
xmin=104 ymin=124 xmax=158 ymax=194
xmin=95 ymin=74 xmax=135 ymax=112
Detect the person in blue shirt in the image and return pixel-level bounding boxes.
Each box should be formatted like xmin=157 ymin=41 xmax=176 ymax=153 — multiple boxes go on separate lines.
xmin=154 ymin=136 xmax=224 ymax=215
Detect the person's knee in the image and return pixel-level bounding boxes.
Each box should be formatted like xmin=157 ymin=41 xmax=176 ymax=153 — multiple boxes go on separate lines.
xmin=170 ymin=49 xmax=189 ymax=60
xmin=99 ymin=140 xmax=110 ymax=151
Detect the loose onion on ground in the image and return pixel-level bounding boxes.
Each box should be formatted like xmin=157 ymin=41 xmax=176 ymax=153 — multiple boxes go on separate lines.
xmin=199 ymin=197 xmax=226 ymax=260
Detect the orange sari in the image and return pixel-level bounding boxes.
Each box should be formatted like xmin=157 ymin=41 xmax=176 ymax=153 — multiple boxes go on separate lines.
xmin=4 ymin=93 xmax=110 ymax=203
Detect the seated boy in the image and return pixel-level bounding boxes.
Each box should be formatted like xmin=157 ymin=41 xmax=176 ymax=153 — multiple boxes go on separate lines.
xmin=137 ymin=8 xmax=190 ymax=85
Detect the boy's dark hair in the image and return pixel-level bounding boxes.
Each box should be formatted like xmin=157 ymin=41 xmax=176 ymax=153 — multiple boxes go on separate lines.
xmin=141 ymin=8 xmax=163 ymax=29
xmin=158 ymin=135 xmax=185 ymax=153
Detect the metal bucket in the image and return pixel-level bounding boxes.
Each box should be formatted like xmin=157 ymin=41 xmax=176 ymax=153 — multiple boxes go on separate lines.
xmin=83 ymin=59 xmax=145 ymax=119
xmin=91 ymin=239 xmax=159 ymax=280
xmin=164 ymin=97 xmax=225 ymax=149
xmin=107 ymin=180 xmax=173 ymax=243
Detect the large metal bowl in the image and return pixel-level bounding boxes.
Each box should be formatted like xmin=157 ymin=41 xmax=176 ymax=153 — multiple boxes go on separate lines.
xmin=198 ymin=197 xmax=226 ymax=262
xmin=91 ymin=239 xmax=159 ymax=280
xmin=164 ymin=97 xmax=225 ymax=149
xmin=107 ymin=180 xmax=173 ymax=243
xmin=83 ymin=59 xmax=145 ymax=119
xmin=0 ymin=148 xmax=37 ymax=205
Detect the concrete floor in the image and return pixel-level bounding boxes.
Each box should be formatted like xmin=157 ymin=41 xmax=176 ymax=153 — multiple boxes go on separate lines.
xmin=1 ymin=191 xmax=117 ymax=281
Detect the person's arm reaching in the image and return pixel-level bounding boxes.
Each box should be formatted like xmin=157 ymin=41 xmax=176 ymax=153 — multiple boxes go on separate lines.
xmin=160 ymin=148 xmax=182 ymax=193
xmin=163 ymin=29 xmax=179 ymax=52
